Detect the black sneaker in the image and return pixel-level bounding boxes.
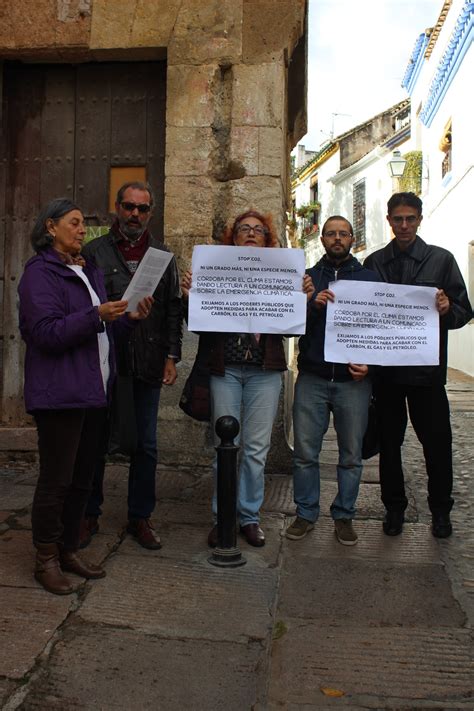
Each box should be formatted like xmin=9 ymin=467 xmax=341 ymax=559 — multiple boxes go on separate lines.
xmin=432 ymin=512 xmax=452 ymax=538
xmin=382 ymin=510 xmax=404 ymax=536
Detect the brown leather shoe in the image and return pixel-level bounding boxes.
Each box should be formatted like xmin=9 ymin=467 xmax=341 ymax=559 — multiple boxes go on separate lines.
xmin=207 ymin=525 xmax=218 ymax=548
xmin=60 ymin=551 xmax=106 ymax=579
xmin=34 ymin=543 xmax=75 ymax=595
xmin=127 ymin=518 xmax=162 ymax=550
xmin=78 ymin=516 xmax=99 ymax=550
xmin=240 ymin=523 xmax=265 ymax=547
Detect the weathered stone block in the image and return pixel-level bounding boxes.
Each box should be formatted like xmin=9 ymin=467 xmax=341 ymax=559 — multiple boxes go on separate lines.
xmin=166 ymin=126 xmax=213 ymax=176
xmin=0 ymin=0 xmax=90 ymax=51
xmin=131 ymin=0 xmax=181 ymax=48
xmin=20 ymin=624 xmax=265 ymax=710
xmin=7 ymin=1 xmax=56 ymax=48
xmin=89 ymin=0 xmax=134 ymax=48
xmin=230 ymin=126 xmax=259 ymax=176
xmin=242 ymin=0 xmax=305 ymax=63
xmin=0 ymin=679 xmax=16 ymax=709
xmin=167 ymin=65 xmax=218 ymax=128
xmin=164 ymin=176 xmax=214 ymax=244
xmin=170 ymin=233 xmax=214 ymax=273
xmin=0 ymin=588 xmax=73 ymax=679
xmin=232 ymin=63 xmax=285 ymax=127
xmin=168 ymin=0 xmax=243 ymax=65
xmin=227 ymin=177 xmax=285 ymax=238
xmin=54 ymin=0 xmax=91 ymax=48
xmin=0 ymin=427 xmax=37 ymax=451
xmin=0 ymin=5 xmax=17 ymax=48
xmin=258 ymin=126 xmax=284 ymax=176
xmin=90 ymin=0 xmax=180 ymax=50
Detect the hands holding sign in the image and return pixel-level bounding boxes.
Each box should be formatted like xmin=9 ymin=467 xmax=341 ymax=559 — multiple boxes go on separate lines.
xmin=183 ymin=245 xmax=308 ymax=335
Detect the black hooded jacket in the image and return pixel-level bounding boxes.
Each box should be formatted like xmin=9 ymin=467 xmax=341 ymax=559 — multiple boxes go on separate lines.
xmin=298 ymin=255 xmax=380 ymax=380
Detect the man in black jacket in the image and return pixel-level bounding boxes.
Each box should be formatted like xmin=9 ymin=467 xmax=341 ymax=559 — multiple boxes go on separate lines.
xmin=286 ymin=216 xmax=380 ymax=546
xmin=80 ymin=181 xmax=182 ymax=549
xmin=364 ymin=192 xmax=472 ymax=539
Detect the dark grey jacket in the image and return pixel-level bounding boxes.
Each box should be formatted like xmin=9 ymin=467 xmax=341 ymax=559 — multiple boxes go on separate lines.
xmin=364 ymin=236 xmax=472 ymax=385
xmin=83 ymin=230 xmax=183 ymax=387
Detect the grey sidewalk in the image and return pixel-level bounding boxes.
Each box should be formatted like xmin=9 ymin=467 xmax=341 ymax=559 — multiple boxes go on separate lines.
xmin=0 ymin=371 xmax=473 ymax=710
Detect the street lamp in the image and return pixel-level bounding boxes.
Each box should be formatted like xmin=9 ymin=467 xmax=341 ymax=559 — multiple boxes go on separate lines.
xmin=388 ymin=150 xmax=407 ymax=178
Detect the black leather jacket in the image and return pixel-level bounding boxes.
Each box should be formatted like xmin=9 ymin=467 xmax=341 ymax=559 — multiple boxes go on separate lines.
xmin=82 ymin=230 xmax=183 ymax=386
xmin=364 ymin=236 xmax=472 ymax=385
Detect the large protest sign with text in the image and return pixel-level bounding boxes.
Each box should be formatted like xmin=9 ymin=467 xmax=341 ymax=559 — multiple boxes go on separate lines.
xmin=189 ymin=245 xmax=306 ymax=334
xmin=324 ymin=281 xmax=439 ymax=366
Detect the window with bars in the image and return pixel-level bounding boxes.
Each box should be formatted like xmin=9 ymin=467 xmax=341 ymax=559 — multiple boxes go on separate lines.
xmin=440 ymin=119 xmax=452 ymax=179
xmin=353 ymin=179 xmax=366 ymax=249
xmin=310 ymin=182 xmax=319 ymax=227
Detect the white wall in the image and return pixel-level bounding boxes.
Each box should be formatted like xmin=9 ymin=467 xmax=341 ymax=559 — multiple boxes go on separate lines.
xmin=410 ymin=0 xmax=474 ymax=375
xmin=329 ymin=142 xmax=413 ymax=263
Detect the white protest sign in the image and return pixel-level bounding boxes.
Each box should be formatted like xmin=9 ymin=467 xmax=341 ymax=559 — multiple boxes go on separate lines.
xmin=188 ymin=245 xmax=306 ymax=334
xmin=324 ymin=280 xmax=439 ymax=366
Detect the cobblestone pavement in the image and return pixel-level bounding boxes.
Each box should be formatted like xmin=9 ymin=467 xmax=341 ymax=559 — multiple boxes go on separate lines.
xmin=0 ymin=369 xmax=472 ymax=709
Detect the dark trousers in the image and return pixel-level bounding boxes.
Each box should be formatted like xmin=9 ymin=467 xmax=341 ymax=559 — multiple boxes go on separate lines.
xmin=376 ymin=382 xmax=453 ymax=515
xmin=85 ymin=379 xmax=161 ymax=520
xmin=32 ymin=408 xmax=107 ymax=551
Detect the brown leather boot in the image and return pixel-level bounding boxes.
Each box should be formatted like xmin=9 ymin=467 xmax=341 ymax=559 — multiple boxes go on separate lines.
xmin=34 ymin=543 xmax=75 ymax=595
xmin=59 ymin=551 xmax=106 ymax=579
xmin=127 ymin=518 xmax=162 ymax=550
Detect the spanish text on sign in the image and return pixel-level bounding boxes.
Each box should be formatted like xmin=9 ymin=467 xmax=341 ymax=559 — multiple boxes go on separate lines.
xmin=189 ymin=245 xmax=306 ymax=334
xmin=324 ymin=280 xmax=439 ymax=366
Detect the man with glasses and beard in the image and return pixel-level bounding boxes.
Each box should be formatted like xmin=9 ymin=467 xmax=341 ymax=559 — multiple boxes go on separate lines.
xmin=364 ymin=192 xmax=472 ymax=539
xmin=80 ymin=182 xmax=182 ymax=550
xmin=286 ymin=216 xmax=380 ymax=546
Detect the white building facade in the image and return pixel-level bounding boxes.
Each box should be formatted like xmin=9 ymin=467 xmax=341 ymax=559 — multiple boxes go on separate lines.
xmin=402 ymin=0 xmax=474 ymax=375
xmin=292 ymin=0 xmax=473 ymax=375
xmin=291 ymin=102 xmax=412 ymax=267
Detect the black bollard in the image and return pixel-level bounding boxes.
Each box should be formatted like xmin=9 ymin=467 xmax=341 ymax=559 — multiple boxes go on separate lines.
xmin=208 ymin=415 xmax=246 ymax=568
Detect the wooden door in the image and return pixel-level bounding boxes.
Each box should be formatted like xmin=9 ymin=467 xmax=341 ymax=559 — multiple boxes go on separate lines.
xmin=0 ymin=61 xmax=166 ymax=425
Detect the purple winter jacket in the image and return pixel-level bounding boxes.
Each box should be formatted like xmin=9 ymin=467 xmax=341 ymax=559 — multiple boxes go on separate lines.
xmin=18 ymin=247 xmax=124 ymax=413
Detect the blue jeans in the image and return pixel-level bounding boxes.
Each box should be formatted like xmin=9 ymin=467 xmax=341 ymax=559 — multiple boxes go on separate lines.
xmin=210 ymin=366 xmax=282 ymax=526
xmin=292 ymin=372 xmax=372 ymax=522
xmin=86 ymin=379 xmax=161 ymax=520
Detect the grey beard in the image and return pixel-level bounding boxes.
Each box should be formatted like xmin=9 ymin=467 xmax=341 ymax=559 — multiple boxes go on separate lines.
xmin=118 ymin=223 xmax=144 ymax=242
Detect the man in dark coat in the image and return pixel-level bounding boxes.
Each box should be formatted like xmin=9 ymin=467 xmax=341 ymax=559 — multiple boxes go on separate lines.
xmin=364 ymin=192 xmax=472 ymax=539
xmin=286 ymin=215 xmax=380 ymax=546
xmin=80 ymin=181 xmax=182 ymax=549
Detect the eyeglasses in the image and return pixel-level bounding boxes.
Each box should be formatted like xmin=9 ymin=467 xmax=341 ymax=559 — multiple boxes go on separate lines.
xmin=237 ymin=224 xmax=267 ymax=236
xmin=390 ymin=215 xmax=419 ymax=225
xmin=120 ymin=202 xmax=151 ymax=214
xmin=324 ymin=230 xmax=352 ymax=239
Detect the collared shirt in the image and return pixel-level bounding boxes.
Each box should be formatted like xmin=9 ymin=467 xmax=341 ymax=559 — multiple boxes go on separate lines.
xmin=116 ymin=230 xmax=149 ymax=274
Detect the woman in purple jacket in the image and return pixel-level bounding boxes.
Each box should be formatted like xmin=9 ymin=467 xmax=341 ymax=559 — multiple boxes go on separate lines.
xmin=18 ymin=198 xmax=151 ymax=595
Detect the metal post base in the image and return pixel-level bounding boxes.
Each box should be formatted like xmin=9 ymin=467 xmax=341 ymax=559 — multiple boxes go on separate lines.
xmin=208 ymin=546 xmax=247 ymax=568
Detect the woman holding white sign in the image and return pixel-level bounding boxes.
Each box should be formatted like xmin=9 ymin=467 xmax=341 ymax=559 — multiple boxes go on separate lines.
xmin=182 ymin=210 xmax=312 ymax=548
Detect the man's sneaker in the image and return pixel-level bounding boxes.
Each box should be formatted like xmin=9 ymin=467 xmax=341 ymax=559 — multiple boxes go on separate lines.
xmin=285 ymin=517 xmax=314 ymax=540
xmin=383 ymin=510 xmax=404 ymax=537
xmin=127 ymin=518 xmax=162 ymax=550
xmin=334 ymin=519 xmax=358 ymax=546
xmin=432 ymin=512 xmax=452 ymax=538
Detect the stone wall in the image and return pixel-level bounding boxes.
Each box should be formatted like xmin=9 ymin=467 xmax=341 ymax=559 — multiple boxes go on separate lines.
xmin=0 ymin=0 xmax=307 ymax=464
xmin=1 ymin=0 xmax=307 ymax=266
